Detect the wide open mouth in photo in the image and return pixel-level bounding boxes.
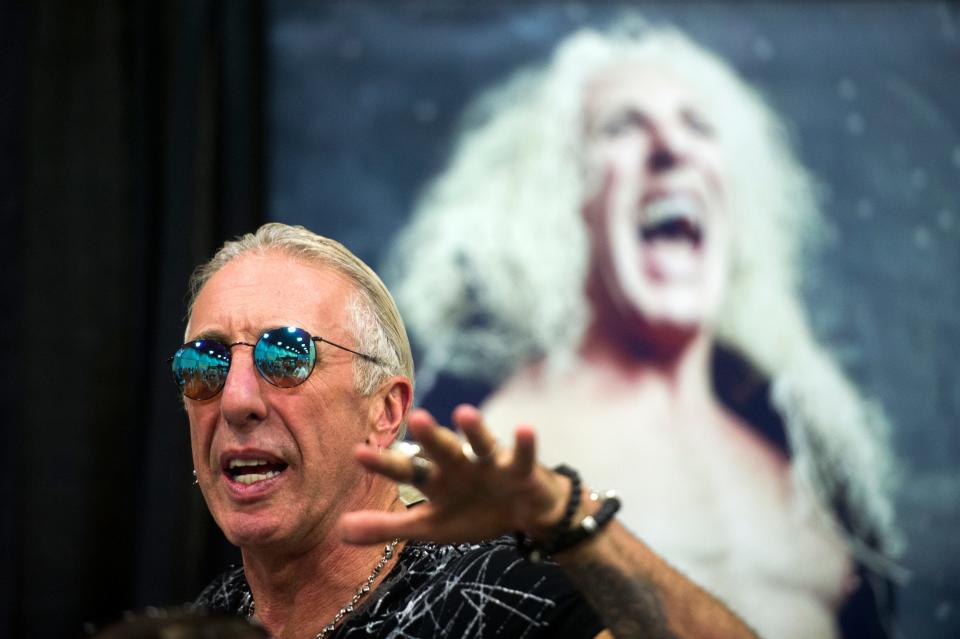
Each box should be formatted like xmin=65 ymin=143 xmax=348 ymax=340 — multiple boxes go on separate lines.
xmin=638 ymin=192 xmax=705 ymax=248
xmin=634 ymin=192 xmax=709 ymax=284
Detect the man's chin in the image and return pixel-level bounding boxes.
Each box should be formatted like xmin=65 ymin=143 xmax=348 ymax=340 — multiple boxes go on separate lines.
xmin=624 ymin=290 xmax=717 ymax=335
xmin=218 ymin=512 xmax=290 ymax=549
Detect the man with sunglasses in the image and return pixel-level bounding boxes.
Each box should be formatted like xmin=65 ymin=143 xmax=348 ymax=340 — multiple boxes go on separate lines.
xmin=174 ymin=223 xmax=756 ymax=639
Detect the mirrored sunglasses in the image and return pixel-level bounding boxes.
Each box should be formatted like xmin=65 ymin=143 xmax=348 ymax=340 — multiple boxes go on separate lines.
xmin=170 ymin=326 xmax=380 ymax=400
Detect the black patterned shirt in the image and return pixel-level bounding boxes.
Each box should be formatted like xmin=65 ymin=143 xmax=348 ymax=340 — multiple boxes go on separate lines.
xmin=194 ymin=536 xmax=604 ymax=638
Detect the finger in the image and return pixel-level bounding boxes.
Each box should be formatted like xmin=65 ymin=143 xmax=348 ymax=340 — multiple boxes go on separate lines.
xmin=511 ymin=424 xmax=537 ymax=477
xmin=452 ymin=404 xmax=499 ymax=462
xmin=354 ymin=444 xmax=437 ymax=488
xmin=408 ymin=409 xmax=467 ymax=467
xmin=339 ymin=507 xmax=439 ymax=545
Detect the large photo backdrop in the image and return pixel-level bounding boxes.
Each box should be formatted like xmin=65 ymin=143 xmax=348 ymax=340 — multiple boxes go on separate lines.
xmin=268 ymin=2 xmax=960 ymax=637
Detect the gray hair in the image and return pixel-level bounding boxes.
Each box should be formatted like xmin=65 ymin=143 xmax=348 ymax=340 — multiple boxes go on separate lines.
xmin=386 ymin=20 xmax=901 ymax=565
xmin=188 ymin=223 xmax=414 ymax=403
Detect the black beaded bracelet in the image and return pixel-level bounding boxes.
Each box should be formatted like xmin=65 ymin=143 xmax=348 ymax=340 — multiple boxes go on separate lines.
xmin=516 ymin=466 xmax=622 ymax=564
xmin=515 ymin=464 xmax=581 ymax=564
xmin=549 ymin=490 xmax=621 ymax=556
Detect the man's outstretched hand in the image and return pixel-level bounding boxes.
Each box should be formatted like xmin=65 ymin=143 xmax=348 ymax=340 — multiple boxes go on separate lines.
xmin=339 ymin=404 xmax=570 ymax=546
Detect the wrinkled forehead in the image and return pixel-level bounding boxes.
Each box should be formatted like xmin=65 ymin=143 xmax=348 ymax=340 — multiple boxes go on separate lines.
xmin=583 ymin=61 xmax=707 ymax=122
xmin=185 ymin=252 xmax=355 ymax=341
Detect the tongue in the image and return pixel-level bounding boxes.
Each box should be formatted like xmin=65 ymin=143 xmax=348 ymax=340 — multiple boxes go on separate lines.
xmin=644 ymin=238 xmax=700 ymax=282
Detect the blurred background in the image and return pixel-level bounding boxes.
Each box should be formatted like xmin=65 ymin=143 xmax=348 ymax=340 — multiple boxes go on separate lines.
xmin=1 ymin=1 xmax=957 ymax=637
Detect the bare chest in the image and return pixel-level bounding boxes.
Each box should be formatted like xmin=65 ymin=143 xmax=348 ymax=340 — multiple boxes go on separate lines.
xmin=484 ymin=382 xmax=853 ymax=638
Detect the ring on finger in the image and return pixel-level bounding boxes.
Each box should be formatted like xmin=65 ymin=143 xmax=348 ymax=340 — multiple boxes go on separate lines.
xmin=410 ymin=456 xmax=433 ymax=486
xmin=462 ymin=441 xmax=497 ymax=465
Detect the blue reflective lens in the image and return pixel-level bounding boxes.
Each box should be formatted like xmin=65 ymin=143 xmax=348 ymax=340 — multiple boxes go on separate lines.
xmin=254 ymin=327 xmax=317 ymax=388
xmin=169 ymin=326 xmax=343 ymax=399
xmin=172 ymin=339 xmax=231 ymax=400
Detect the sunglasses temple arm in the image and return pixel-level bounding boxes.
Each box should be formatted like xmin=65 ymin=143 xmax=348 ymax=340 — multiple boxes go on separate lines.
xmin=319 ymin=337 xmax=383 ymax=365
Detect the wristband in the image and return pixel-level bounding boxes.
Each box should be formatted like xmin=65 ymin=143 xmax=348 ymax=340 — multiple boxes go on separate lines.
xmin=549 ymin=489 xmax=621 ymax=556
xmin=516 ymin=466 xmax=620 ymax=563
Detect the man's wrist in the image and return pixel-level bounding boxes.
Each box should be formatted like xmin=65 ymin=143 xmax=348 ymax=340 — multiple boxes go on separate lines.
xmin=517 ymin=465 xmax=620 ymax=563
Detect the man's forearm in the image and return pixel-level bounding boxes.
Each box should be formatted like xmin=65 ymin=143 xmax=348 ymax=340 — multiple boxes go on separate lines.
xmin=556 ymin=520 xmax=760 ymax=639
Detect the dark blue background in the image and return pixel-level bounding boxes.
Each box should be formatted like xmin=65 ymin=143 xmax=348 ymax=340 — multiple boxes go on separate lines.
xmin=268 ymin=3 xmax=960 ymax=637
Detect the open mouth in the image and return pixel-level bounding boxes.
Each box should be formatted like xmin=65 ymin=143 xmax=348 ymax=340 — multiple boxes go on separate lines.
xmin=638 ymin=194 xmax=704 ymax=247
xmin=635 ymin=193 xmax=706 ymax=283
xmin=223 ymin=457 xmax=289 ymax=486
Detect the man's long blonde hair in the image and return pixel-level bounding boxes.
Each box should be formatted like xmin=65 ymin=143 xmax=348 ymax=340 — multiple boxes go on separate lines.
xmin=386 ymin=19 xmax=901 ymax=567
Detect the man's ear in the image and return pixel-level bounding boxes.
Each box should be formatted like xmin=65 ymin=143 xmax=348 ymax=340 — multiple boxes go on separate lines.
xmin=367 ymin=376 xmax=413 ymax=448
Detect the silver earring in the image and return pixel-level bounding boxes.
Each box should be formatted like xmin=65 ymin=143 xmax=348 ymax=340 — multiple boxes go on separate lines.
xmin=192 ymin=469 xmax=199 ymax=486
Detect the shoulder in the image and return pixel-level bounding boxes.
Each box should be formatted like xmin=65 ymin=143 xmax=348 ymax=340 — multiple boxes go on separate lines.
xmin=193 ymin=565 xmax=250 ymax=616
xmin=482 ymin=364 xmax=575 ymax=437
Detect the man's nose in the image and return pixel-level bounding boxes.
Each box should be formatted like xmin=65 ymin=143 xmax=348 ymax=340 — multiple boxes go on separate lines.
xmin=220 ymin=349 xmax=269 ymax=428
xmin=646 ymin=123 xmax=686 ymax=173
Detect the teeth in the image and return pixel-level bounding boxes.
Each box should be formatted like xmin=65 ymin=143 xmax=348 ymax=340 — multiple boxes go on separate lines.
xmin=234 ymin=470 xmax=281 ymax=485
xmin=640 ymin=195 xmax=702 ymax=229
xmin=229 ymin=458 xmax=270 ymax=469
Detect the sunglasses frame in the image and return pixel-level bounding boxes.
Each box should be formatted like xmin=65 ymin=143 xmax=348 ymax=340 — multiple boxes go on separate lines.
xmin=169 ymin=326 xmax=383 ymax=400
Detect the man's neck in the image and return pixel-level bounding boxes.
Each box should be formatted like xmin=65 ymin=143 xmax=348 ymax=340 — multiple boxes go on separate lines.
xmin=240 ymin=481 xmax=406 ymax=639
xmin=577 ymin=319 xmax=719 ymax=417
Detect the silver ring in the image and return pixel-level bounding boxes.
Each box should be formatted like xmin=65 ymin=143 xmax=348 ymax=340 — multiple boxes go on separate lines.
xmin=461 ymin=441 xmax=497 ymax=465
xmin=410 ymin=456 xmax=433 ymax=486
